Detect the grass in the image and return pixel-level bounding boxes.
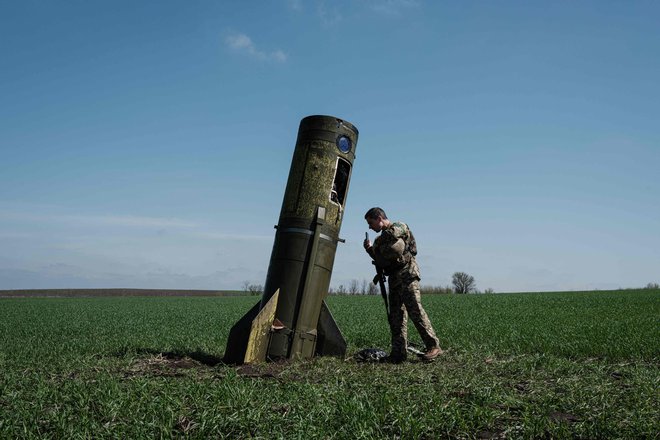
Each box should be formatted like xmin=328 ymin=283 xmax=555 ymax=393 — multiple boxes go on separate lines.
xmin=0 ymin=290 xmax=658 ymax=438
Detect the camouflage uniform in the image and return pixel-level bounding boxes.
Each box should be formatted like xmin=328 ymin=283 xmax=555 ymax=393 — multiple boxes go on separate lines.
xmin=371 ymin=222 xmax=440 ymax=360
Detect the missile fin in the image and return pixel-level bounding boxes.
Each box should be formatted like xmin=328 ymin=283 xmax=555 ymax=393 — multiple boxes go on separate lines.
xmin=244 ymin=289 xmax=280 ymax=364
xmin=222 ymin=300 xmax=261 ymax=365
xmin=315 ymin=300 xmax=347 ymax=357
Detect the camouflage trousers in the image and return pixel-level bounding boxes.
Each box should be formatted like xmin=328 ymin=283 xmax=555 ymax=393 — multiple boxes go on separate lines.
xmin=388 ymin=274 xmax=440 ymax=359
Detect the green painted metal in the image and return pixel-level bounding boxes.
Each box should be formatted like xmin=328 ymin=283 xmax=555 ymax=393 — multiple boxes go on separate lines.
xmin=223 ymin=115 xmax=358 ymax=363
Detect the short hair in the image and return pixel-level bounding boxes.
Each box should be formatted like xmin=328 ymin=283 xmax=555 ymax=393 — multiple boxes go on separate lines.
xmin=365 ymin=207 xmax=387 ymax=220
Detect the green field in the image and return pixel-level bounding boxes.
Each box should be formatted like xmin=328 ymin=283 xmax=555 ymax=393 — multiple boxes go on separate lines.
xmin=0 ymin=290 xmax=658 ymax=439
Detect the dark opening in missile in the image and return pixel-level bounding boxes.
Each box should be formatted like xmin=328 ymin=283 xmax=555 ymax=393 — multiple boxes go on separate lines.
xmin=330 ymin=158 xmax=351 ymax=207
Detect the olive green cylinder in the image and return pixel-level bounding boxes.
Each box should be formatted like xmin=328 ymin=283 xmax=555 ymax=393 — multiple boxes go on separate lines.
xmin=261 ymin=115 xmax=358 ymax=360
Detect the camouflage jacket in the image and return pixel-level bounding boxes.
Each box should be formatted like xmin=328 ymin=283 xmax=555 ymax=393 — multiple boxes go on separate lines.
xmin=373 ymin=222 xmax=420 ymax=279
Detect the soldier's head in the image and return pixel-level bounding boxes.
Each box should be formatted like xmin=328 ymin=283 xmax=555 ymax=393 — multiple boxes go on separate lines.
xmin=364 ymin=207 xmax=389 ymax=232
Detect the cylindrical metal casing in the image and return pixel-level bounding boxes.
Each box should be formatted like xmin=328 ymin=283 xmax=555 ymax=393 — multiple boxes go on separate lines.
xmin=261 ymin=115 xmax=358 ymax=360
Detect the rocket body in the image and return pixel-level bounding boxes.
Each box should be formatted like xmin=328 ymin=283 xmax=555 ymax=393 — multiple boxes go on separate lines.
xmin=224 ymin=115 xmax=358 ymax=363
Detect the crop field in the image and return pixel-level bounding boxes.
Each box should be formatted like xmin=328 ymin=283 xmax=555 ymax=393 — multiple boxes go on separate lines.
xmin=0 ymin=289 xmax=658 ymax=439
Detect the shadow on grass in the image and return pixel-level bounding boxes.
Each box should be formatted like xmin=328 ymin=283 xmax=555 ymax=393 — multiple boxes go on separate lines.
xmin=112 ymin=348 xmax=291 ymax=380
xmin=112 ymin=348 xmax=225 ymax=367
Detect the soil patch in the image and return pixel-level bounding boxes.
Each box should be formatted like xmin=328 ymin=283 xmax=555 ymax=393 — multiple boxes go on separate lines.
xmin=127 ymin=353 xmax=211 ymax=378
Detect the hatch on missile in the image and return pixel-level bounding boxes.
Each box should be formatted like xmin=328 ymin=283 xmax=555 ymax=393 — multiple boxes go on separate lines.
xmin=331 ymin=157 xmax=351 ymax=207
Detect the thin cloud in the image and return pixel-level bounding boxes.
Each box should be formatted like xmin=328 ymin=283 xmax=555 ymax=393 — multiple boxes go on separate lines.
xmin=286 ymin=0 xmax=419 ymax=23
xmin=287 ymin=0 xmax=303 ymax=11
xmin=225 ymin=32 xmax=288 ymax=62
xmin=64 ymin=215 xmax=197 ymax=228
xmin=317 ymin=1 xmax=343 ymax=25
xmin=0 ymin=232 xmax=34 ymax=239
xmin=0 ymin=210 xmax=197 ymax=229
xmin=369 ymin=0 xmax=420 ymax=16
xmin=191 ymin=231 xmax=272 ymax=242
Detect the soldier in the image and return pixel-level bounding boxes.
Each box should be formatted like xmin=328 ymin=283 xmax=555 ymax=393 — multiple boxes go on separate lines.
xmin=363 ymin=207 xmax=442 ymax=363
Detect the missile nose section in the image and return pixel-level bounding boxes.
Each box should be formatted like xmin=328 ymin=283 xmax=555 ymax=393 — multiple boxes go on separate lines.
xmin=224 ymin=115 xmax=358 ymax=364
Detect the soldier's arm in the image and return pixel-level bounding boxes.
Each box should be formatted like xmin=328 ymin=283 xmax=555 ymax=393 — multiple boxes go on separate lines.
xmin=376 ymin=231 xmax=405 ymax=266
xmin=379 ymin=238 xmax=405 ymax=262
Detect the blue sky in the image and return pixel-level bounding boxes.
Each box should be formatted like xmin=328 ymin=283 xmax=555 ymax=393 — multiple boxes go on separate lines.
xmin=1 ymin=0 xmax=658 ymax=292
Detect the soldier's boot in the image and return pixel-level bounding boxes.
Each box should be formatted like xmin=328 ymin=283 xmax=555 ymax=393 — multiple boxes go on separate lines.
xmin=422 ymin=347 xmax=443 ymax=361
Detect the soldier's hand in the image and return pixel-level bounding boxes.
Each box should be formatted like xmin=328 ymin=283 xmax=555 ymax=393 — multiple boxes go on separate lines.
xmin=363 ymin=238 xmax=372 ymax=250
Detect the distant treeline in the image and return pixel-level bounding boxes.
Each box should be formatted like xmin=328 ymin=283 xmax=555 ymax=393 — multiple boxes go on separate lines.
xmin=0 ymin=289 xmax=245 ymax=298
xmin=3 ymin=283 xmax=658 ymax=298
xmin=327 ymin=280 xmax=463 ymax=295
